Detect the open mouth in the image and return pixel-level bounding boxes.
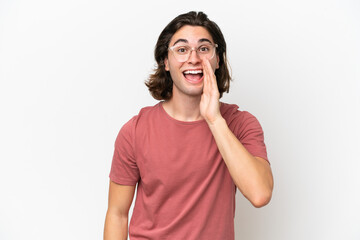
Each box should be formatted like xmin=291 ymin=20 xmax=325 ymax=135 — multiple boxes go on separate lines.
xmin=183 ymin=69 xmax=204 ymax=83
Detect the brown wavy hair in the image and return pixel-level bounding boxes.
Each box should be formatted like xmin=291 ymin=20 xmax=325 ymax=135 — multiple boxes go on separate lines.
xmin=145 ymin=11 xmax=231 ymax=100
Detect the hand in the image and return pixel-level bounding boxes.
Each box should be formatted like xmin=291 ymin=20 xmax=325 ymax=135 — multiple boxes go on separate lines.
xmin=200 ymin=58 xmax=222 ymax=125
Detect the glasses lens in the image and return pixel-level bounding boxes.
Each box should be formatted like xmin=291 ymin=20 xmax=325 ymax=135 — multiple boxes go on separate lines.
xmin=197 ymin=44 xmax=216 ymax=60
xmin=172 ymin=45 xmax=190 ymax=62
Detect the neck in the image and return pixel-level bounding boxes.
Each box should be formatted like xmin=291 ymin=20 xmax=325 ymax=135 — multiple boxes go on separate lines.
xmin=162 ymin=94 xmax=203 ymax=122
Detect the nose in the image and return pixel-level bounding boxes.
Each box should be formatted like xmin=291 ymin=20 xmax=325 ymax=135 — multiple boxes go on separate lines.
xmin=187 ymin=49 xmax=201 ymax=64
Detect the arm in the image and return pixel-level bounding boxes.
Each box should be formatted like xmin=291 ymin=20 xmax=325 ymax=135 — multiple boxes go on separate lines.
xmin=207 ymin=118 xmax=273 ymax=207
xmin=104 ymin=180 xmax=136 ymax=240
xmin=200 ymin=59 xmax=273 ymax=208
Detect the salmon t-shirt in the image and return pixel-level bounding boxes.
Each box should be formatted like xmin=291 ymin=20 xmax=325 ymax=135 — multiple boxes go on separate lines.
xmin=109 ymin=102 xmax=268 ymax=240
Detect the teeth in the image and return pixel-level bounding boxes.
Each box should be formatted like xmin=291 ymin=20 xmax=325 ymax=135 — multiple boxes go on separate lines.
xmin=183 ymin=70 xmax=203 ymax=74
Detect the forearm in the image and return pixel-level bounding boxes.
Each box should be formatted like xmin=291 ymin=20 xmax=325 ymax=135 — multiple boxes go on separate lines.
xmin=207 ymin=117 xmax=273 ymax=207
xmin=104 ymin=211 xmax=128 ymax=240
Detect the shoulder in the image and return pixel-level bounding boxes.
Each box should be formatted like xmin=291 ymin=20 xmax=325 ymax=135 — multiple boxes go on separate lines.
xmin=220 ymin=102 xmax=258 ymax=125
xmin=117 ymin=102 xmax=161 ymax=136
xmin=221 ymin=102 xmax=268 ymax=161
xmin=220 ymin=102 xmax=264 ymax=138
xmin=137 ymin=102 xmax=161 ymax=120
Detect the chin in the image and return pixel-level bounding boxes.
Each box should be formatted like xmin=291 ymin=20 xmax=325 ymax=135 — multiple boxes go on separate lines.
xmin=172 ymin=84 xmax=203 ymax=98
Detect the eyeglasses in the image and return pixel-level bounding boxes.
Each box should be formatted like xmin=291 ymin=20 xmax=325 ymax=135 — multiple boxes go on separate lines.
xmin=168 ymin=43 xmax=218 ymax=62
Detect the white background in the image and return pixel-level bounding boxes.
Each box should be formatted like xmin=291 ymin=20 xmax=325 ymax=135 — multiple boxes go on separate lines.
xmin=1 ymin=0 xmax=359 ymax=239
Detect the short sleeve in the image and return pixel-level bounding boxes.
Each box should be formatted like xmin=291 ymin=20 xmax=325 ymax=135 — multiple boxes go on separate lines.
xmin=228 ymin=110 xmax=269 ymax=163
xmin=109 ymin=116 xmax=140 ymax=185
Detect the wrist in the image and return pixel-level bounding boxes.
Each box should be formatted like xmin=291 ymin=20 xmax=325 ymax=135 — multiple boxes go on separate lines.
xmin=206 ymin=116 xmax=226 ymax=128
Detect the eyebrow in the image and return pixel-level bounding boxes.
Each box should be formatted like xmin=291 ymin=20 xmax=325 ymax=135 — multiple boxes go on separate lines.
xmin=172 ymin=38 xmax=213 ymax=46
xmin=198 ymin=38 xmax=212 ymax=44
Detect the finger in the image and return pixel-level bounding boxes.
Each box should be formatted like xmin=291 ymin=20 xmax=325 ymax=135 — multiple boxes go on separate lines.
xmin=201 ymin=60 xmax=210 ymax=93
xmin=202 ymin=58 xmax=211 ymax=79
xmin=202 ymin=58 xmax=217 ymax=90
xmin=207 ymin=59 xmax=217 ymax=87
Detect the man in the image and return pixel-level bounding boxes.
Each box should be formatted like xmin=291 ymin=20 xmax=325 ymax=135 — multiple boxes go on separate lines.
xmin=104 ymin=11 xmax=273 ymax=240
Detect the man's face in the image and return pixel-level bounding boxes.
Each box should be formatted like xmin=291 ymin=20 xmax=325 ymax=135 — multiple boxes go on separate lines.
xmin=164 ymin=25 xmax=219 ymax=98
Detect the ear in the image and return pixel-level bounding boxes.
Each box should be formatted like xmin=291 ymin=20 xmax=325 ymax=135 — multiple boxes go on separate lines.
xmin=216 ymin=55 xmax=220 ymax=69
xmin=164 ymin=58 xmax=169 ymax=71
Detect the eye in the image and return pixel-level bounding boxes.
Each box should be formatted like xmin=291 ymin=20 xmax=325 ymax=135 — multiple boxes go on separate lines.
xmin=175 ymin=46 xmax=189 ymax=54
xmin=198 ymin=45 xmax=210 ymax=53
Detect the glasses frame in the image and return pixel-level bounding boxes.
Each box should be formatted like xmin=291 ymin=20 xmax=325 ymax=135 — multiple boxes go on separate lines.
xmin=168 ymin=43 xmax=218 ymax=63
